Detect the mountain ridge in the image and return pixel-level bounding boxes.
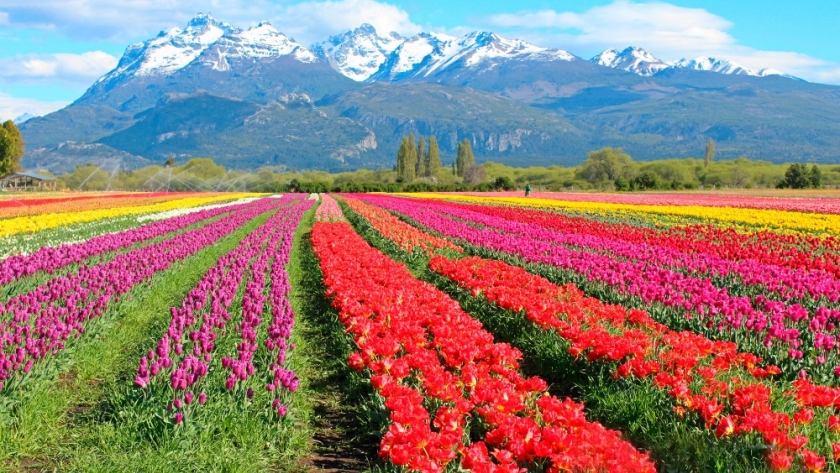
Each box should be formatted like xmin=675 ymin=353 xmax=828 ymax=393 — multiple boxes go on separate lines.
xmin=18 ymin=13 xmax=840 ymax=172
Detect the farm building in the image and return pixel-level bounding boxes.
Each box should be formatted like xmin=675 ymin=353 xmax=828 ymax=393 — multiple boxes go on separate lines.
xmin=0 ymin=171 xmax=58 ymax=191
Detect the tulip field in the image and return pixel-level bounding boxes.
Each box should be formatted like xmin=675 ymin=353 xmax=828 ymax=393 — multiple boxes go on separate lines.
xmin=5 ymin=190 xmax=840 ymax=472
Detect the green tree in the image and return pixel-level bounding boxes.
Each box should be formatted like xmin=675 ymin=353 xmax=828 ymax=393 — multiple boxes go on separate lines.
xmin=576 ymin=147 xmax=634 ymax=184
xmin=396 ymin=134 xmax=418 ymax=182
xmin=406 ymin=133 xmax=417 ymax=182
xmin=416 ymin=136 xmax=426 ymax=178
xmin=493 ymin=176 xmax=515 ymax=190
xmin=426 ymin=136 xmax=442 ymax=177
xmin=396 ymin=136 xmax=409 ymax=181
xmin=777 ymin=163 xmax=812 ymax=189
xmin=165 ymin=156 xmax=176 ymax=167
xmin=633 ymin=171 xmax=661 ymax=190
xmin=456 ymin=138 xmax=475 ymax=177
xmin=0 ymin=120 xmax=25 ymax=176
xmin=810 ymin=165 xmax=822 ymax=188
xmin=704 ymin=138 xmax=716 ymax=168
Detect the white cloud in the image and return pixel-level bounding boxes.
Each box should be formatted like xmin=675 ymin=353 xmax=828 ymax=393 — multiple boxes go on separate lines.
xmin=0 ymin=51 xmax=118 ymax=86
xmin=480 ymin=0 xmax=840 ymax=84
xmin=0 ymin=0 xmax=421 ymax=45
xmin=0 ymin=11 xmax=9 ymax=25
xmin=0 ymin=93 xmax=68 ymax=122
xmin=484 ymin=0 xmax=735 ymax=56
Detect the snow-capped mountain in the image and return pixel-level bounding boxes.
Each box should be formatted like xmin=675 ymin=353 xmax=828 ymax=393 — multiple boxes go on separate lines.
xmin=312 ymin=24 xmax=403 ymax=82
xmin=592 ymin=47 xmax=789 ymax=79
xmin=371 ymin=31 xmax=576 ymax=81
xmin=97 ymin=14 xmax=315 ymax=86
xmin=670 ymin=57 xmax=784 ymax=77
xmin=591 ymin=47 xmax=669 ymax=76
xmin=197 ymin=22 xmax=316 ymax=71
xmin=13 ymin=113 xmax=36 ymax=124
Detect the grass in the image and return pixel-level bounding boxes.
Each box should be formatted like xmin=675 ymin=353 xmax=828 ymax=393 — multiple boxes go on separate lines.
xmin=0 ymin=205 xmax=322 ymax=472
xmin=288 ymin=209 xmax=385 ymax=472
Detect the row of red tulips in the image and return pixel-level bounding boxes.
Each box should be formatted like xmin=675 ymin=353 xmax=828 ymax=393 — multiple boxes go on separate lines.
xmin=430 ymin=255 xmax=840 ymax=472
xmin=311 ymin=219 xmax=655 ymax=473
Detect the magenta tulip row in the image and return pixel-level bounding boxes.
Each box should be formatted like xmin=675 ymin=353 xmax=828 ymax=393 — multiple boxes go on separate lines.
xmin=135 ymin=196 xmax=311 ymax=421
xmin=439 ymin=201 xmax=840 ymax=305
xmin=361 ymin=195 xmax=840 ymax=370
xmin=0 ymin=198 xmax=284 ymax=392
xmin=0 ymin=198 xmax=268 ymax=288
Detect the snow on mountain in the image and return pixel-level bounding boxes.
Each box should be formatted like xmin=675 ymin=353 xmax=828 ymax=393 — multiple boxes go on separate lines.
xmin=672 ymin=57 xmax=755 ymax=75
xmin=592 ymin=47 xmax=791 ymax=79
xmin=670 ymin=56 xmax=789 ymax=78
xmin=372 ymin=31 xmax=575 ymax=81
xmin=97 ymin=14 xmax=235 ymax=83
xmin=13 ymin=113 xmax=36 ymax=124
xmin=96 ymin=14 xmax=317 ymax=84
xmin=199 ymin=22 xmax=316 ymax=71
xmin=591 ymin=47 xmax=669 ymax=76
xmin=94 ymin=14 xmax=798 ymax=87
xmin=312 ymin=24 xmax=403 ymax=82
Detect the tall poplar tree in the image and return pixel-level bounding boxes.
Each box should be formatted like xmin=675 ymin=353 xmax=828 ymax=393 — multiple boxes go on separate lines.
xmin=704 ymin=138 xmax=716 ymax=168
xmin=396 ymin=136 xmax=410 ymax=181
xmin=416 ymin=135 xmax=426 ymax=178
xmin=405 ymin=133 xmax=417 ymax=182
xmin=456 ymin=138 xmax=475 ymax=177
xmin=426 ymin=136 xmax=442 ymax=177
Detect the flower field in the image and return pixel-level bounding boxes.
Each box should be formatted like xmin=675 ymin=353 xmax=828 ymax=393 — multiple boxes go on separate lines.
xmin=6 ymin=189 xmax=840 ymax=472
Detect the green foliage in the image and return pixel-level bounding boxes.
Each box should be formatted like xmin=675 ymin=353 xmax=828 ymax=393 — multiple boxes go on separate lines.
xmin=50 ymin=153 xmax=840 ymax=193
xmin=455 ymin=139 xmax=475 ymax=177
xmin=576 ymin=147 xmax=634 ymax=184
xmin=704 ymin=138 xmax=716 ymax=168
xmin=493 ymin=176 xmax=516 ymax=191
xmin=426 ymin=136 xmax=442 ymax=177
xmin=396 ymin=135 xmax=418 ymax=182
xmin=632 ymin=171 xmax=661 ymax=190
xmin=416 ymin=136 xmax=426 ymax=178
xmin=777 ymin=163 xmax=822 ymax=189
xmin=810 ymin=164 xmax=822 ymax=188
xmin=0 ymin=120 xmax=25 ymax=176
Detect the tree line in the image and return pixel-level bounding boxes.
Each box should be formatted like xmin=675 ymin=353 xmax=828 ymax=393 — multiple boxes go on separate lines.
xmin=395 ymin=134 xmax=443 ymax=181
xmin=395 ymin=134 xmax=490 ymax=184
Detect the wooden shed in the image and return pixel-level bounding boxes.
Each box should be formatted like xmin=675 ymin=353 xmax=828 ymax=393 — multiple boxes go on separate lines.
xmin=0 ymin=171 xmax=58 ymax=191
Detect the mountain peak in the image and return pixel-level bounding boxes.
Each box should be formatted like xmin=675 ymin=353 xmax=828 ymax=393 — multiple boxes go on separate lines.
xmin=313 ymin=24 xmax=404 ymax=82
xmin=672 ymin=56 xmax=756 ymax=76
xmin=95 ymin=14 xmax=315 ymax=85
xmin=186 ymin=13 xmax=227 ymax=28
xmin=591 ymin=46 xmax=668 ymax=76
xmin=370 ymin=30 xmax=574 ymax=82
xmin=357 ymin=23 xmax=378 ymax=35
xmin=13 ymin=113 xmax=36 ymax=124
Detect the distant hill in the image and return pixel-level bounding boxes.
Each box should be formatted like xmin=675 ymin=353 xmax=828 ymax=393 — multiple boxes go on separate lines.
xmin=19 ymin=14 xmax=840 ymax=173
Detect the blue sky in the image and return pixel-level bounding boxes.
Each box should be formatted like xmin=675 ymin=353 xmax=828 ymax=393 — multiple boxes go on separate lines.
xmin=1 ymin=0 xmax=839 ymax=120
